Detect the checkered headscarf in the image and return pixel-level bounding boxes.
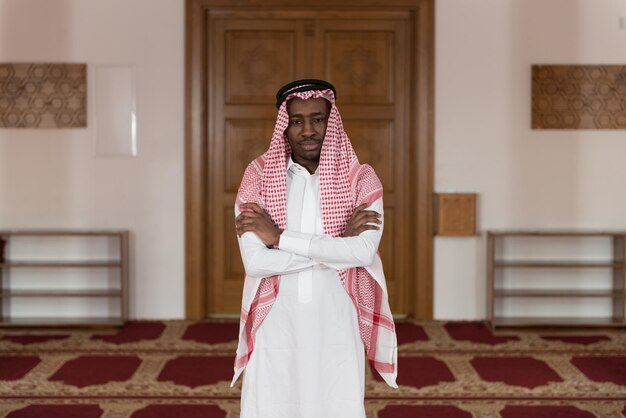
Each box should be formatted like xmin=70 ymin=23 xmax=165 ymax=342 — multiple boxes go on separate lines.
xmin=232 ymin=88 xmax=397 ymax=388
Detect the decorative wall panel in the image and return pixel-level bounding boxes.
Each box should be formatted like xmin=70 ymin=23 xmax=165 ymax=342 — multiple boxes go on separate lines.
xmin=0 ymin=63 xmax=86 ymax=128
xmin=532 ymin=65 xmax=626 ymax=129
xmin=435 ymin=193 xmax=477 ymax=237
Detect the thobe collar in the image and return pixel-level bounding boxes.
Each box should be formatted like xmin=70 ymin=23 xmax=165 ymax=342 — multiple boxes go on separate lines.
xmin=287 ymin=155 xmax=319 ymax=177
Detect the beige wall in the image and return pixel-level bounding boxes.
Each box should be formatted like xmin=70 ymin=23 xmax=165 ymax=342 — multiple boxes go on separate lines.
xmin=435 ymin=0 xmax=626 ymax=318
xmin=0 ymin=0 xmax=185 ymax=318
xmin=2 ymin=0 xmax=625 ymax=320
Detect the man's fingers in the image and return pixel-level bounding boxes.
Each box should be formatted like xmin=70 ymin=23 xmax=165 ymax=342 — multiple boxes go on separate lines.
xmin=356 ymin=224 xmax=379 ymax=233
xmin=236 ymin=208 xmax=263 ymax=236
xmin=351 ymin=203 xmax=370 ymax=215
xmin=238 ymin=211 xmax=262 ymax=219
xmin=241 ymin=202 xmax=264 ymax=213
xmin=351 ymin=212 xmax=382 ymax=226
xmin=358 ymin=213 xmax=382 ymax=224
xmin=237 ymin=219 xmax=258 ymax=231
xmin=352 ymin=203 xmax=369 ymax=218
xmin=352 ymin=210 xmax=381 ymax=222
xmin=360 ymin=210 xmax=381 ymax=218
xmin=345 ymin=217 xmax=381 ymax=233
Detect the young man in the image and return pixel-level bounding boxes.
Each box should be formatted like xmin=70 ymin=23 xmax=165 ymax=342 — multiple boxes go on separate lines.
xmin=232 ymin=79 xmax=397 ymax=417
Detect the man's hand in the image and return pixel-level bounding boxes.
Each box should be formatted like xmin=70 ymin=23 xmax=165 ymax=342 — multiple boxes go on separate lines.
xmin=343 ymin=203 xmax=382 ymax=237
xmin=236 ymin=203 xmax=282 ymax=247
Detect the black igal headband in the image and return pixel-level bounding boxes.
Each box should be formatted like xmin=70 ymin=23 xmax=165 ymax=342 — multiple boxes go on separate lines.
xmin=275 ymin=79 xmax=337 ymax=109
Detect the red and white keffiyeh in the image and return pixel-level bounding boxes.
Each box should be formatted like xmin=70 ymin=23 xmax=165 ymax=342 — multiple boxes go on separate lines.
xmin=232 ymin=89 xmax=398 ymax=388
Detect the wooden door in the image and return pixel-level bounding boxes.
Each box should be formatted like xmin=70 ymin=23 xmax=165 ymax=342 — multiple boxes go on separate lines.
xmin=207 ymin=11 xmax=411 ymax=314
xmin=185 ymin=0 xmax=434 ymax=320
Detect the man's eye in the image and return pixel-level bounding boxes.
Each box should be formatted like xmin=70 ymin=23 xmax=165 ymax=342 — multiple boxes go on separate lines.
xmin=314 ymin=118 xmax=326 ymax=123
xmin=289 ymin=120 xmax=302 ymax=125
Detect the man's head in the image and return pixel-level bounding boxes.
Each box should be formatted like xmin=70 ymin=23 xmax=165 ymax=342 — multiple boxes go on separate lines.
xmin=275 ymin=79 xmax=336 ymax=109
xmin=276 ymin=79 xmax=337 ymax=174
xmin=285 ymin=97 xmax=331 ymax=173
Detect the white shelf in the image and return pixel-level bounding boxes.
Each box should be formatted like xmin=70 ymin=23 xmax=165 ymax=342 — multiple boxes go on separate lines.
xmin=0 ymin=231 xmax=129 ymax=327
xmin=487 ymin=231 xmax=626 ymax=328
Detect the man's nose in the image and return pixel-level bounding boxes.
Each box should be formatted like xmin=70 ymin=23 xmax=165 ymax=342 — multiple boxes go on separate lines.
xmin=301 ymin=119 xmax=315 ymax=137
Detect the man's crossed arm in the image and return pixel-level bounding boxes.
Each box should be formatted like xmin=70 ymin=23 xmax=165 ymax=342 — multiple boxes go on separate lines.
xmin=234 ymin=200 xmax=384 ymax=279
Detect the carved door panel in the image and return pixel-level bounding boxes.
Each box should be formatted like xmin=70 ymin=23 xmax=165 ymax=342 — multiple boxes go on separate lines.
xmin=208 ymin=13 xmax=411 ymax=314
xmin=314 ymin=19 xmax=410 ymax=315
xmin=209 ymin=18 xmax=305 ymax=313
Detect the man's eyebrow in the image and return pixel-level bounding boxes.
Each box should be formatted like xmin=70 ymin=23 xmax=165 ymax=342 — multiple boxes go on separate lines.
xmin=289 ymin=111 xmax=328 ymax=118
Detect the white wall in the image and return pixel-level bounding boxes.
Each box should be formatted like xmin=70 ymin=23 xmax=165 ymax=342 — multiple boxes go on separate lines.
xmin=2 ymin=0 xmax=625 ymax=321
xmin=435 ymin=0 xmax=626 ymax=319
xmin=0 ymin=0 xmax=185 ymax=319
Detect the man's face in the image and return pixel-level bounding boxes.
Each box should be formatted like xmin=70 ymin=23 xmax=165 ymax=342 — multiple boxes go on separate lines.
xmin=285 ymin=97 xmax=330 ymax=172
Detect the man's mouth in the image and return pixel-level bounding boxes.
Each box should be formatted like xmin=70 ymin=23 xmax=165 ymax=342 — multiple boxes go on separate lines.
xmin=301 ymin=141 xmax=321 ymax=151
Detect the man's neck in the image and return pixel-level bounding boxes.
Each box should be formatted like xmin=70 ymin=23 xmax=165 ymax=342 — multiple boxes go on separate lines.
xmin=291 ymin=155 xmax=319 ymax=174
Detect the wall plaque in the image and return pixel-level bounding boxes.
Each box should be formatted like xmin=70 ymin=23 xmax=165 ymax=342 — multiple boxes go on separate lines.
xmin=0 ymin=63 xmax=87 ymax=128
xmin=532 ymin=65 xmax=626 ymax=129
xmin=435 ymin=193 xmax=477 ymax=237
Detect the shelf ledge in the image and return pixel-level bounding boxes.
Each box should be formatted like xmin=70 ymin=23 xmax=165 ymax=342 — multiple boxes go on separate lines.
xmin=493 ymin=290 xmax=625 ymax=298
xmin=491 ymin=317 xmax=625 ymax=327
xmin=0 ymin=261 xmax=122 ymax=268
xmin=0 ymin=317 xmax=125 ymax=327
xmin=494 ymin=261 xmax=624 ymax=268
xmin=0 ymin=290 xmax=122 ymax=298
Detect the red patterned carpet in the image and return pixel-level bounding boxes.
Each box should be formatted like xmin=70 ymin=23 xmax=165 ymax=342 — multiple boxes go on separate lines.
xmin=1 ymin=320 xmax=625 ymax=417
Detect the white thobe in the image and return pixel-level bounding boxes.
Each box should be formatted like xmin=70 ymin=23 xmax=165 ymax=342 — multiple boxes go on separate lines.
xmin=237 ymin=158 xmax=384 ymax=418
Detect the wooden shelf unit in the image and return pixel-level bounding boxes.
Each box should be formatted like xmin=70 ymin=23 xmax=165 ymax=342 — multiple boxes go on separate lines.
xmin=487 ymin=230 xmax=626 ymax=329
xmin=0 ymin=230 xmax=129 ymax=327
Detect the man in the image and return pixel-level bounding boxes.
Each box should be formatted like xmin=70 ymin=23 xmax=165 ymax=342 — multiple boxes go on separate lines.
xmin=231 ymin=79 xmax=397 ymax=417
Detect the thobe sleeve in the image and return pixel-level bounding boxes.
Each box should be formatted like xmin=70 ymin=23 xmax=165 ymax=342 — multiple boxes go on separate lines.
xmin=278 ymin=197 xmax=384 ymax=270
xmin=235 ymin=206 xmax=318 ymax=279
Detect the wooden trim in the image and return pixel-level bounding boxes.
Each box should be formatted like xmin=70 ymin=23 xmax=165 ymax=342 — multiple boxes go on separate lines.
xmin=195 ymin=0 xmax=432 ymax=6
xmin=185 ymin=0 xmax=435 ymax=320
xmin=0 ymin=230 xmax=127 ymax=236
xmin=613 ymin=235 xmax=625 ymax=322
xmin=493 ymin=290 xmax=624 ymax=298
xmin=492 ymin=317 xmax=625 ymax=328
xmin=208 ymin=10 xmax=411 ymax=19
xmin=486 ymin=233 xmax=495 ymax=324
xmin=120 ymin=231 xmax=129 ymax=321
xmin=185 ymin=0 xmax=208 ymax=319
xmin=411 ymin=0 xmax=435 ymax=319
xmin=0 ymin=290 xmax=123 ymax=297
xmin=489 ymin=230 xmax=626 ymax=237
xmin=0 ymin=317 xmax=125 ymax=328
xmin=0 ymin=241 xmax=3 ymax=322
xmin=0 ymin=262 xmax=122 ymax=268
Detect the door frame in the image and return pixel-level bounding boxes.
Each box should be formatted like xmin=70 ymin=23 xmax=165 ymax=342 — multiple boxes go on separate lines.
xmin=184 ymin=0 xmax=434 ymax=319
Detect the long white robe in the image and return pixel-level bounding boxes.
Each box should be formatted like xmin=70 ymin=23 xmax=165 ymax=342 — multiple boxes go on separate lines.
xmin=237 ymin=158 xmax=384 ymax=418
